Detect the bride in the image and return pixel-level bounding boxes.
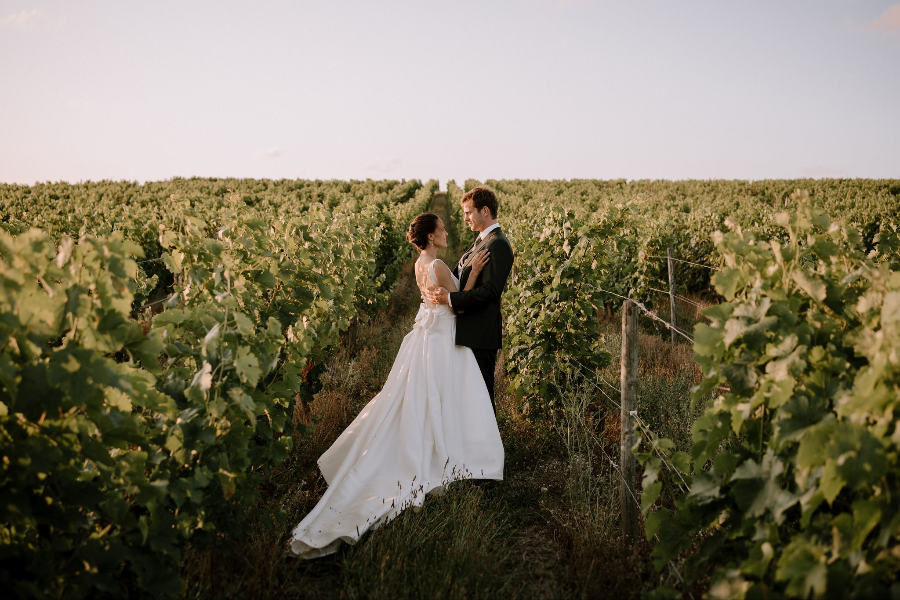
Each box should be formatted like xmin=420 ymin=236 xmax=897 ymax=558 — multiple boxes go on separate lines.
xmin=289 ymin=213 xmax=505 ymax=559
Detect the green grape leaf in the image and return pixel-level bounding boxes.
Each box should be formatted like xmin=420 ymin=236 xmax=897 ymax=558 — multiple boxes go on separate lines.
xmin=234 ymin=346 xmax=261 ymax=386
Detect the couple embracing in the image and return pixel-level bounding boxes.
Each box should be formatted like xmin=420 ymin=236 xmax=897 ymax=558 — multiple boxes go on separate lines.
xmin=290 ymin=186 xmax=515 ymax=558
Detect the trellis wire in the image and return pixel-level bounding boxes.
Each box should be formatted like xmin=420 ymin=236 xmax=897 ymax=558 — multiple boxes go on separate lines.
xmin=588 ymin=285 xmax=696 ymax=343
xmin=644 ymin=254 xmax=721 ymax=271
xmin=567 ymin=356 xmax=621 ymax=409
xmin=633 ymin=413 xmax=692 ymax=494
xmin=563 ymin=356 xmax=694 ymax=599
xmin=646 ymin=286 xmax=709 ymax=311
xmin=566 ymin=358 xmax=692 ymax=495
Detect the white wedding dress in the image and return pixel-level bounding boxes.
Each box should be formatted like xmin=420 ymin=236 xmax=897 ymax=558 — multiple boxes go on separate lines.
xmin=289 ymin=259 xmax=504 ymax=559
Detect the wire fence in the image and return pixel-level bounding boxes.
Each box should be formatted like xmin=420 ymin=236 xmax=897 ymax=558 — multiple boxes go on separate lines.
xmin=644 ymin=254 xmax=721 ymax=271
xmin=561 ymin=354 xmax=694 ymax=597
xmin=561 ymin=265 xmax=710 ymax=597
xmin=567 ymin=356 xmax=621 ymax=410
xmin=565 ymin=356 xmax=692 ymax=494
xmin=587 ymin=285 xmax=696 ymax=343
xmin=646 ymin=286 xmax=710 ymax=311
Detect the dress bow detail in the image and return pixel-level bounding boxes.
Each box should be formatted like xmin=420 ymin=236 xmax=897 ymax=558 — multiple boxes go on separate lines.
xmin=413 ymin=304 xmax=441 ymax=331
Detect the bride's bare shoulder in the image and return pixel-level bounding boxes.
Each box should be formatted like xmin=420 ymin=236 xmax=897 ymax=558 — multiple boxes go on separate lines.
xmin=430 ymin=259 xmax=457 ymax=291
xmin=431 ymin=259 xmax=453 ymax=276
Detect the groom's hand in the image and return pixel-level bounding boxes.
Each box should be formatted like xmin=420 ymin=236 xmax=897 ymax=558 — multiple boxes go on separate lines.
xmin=425 ymin=286 xmax=450 ymax=305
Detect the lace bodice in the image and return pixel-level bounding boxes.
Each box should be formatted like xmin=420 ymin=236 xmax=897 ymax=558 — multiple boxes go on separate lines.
xmin=416 ymin=259 xmax=458 ymax=309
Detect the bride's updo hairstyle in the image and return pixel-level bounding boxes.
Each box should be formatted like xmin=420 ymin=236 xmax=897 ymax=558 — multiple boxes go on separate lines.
xmin=407 ymin=213 xmax=440 ymax=250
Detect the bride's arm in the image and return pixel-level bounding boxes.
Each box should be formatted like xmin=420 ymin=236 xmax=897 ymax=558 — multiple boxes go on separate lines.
xmin=431 ymin=259 xmax=459 ymax=293
xmin=462 ymin=250 xmax=490 ymax=292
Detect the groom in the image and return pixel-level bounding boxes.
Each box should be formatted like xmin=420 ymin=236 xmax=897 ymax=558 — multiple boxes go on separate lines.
xmin=426 ymin=186 xmax=514 ymax=412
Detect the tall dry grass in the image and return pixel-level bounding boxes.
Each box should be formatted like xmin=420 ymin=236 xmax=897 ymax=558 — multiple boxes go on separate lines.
xmin=494 ymin=304 xmax=708 ymax=599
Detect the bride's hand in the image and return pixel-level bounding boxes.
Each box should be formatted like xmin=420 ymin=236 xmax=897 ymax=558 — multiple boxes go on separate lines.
xmin=469 ymin=249 xmax=491 ymax=275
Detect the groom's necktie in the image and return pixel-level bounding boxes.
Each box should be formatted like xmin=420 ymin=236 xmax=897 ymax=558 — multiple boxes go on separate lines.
xmin=459 ymin=236 xmax=481 ymax=272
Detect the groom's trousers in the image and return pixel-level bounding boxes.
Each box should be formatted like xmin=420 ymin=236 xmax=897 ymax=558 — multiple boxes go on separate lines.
xmin=472 ymin=348 xmax=498 ymax=414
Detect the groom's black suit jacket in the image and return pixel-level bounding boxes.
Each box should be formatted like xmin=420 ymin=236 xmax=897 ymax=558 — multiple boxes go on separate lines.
xmin=449 ymin=227 xmax=515 ymax=350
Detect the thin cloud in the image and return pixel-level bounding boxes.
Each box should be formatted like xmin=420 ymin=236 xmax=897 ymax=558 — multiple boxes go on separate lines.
xmin=1 ymin=9 xmax=44 ymax=29
xmin=863 ymin=4 xmax=900 ymax=31
xmin=260 ymin=147 xmax=286 ymax=159
xmin=366 ymin=157 xmax=402 ymax=172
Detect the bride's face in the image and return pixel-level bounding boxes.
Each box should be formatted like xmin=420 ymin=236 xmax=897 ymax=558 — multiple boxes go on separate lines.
xmin=429 ymin=219 xmax=449 ymax=249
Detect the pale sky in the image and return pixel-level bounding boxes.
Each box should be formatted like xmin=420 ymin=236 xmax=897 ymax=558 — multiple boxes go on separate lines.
xmin=1 ymin=1 xmax=898 ymax=185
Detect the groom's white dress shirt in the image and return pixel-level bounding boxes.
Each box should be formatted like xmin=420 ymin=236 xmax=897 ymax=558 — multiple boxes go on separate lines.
xmin=448 ymin=222 xmax=501 ymax=308
xmin=479 ymin=222 xmax=501 ymax=239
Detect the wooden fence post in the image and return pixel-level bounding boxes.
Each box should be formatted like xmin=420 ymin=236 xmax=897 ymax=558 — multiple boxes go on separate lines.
xmin=667 ymin=248 xmax=677 ymax=345
xmin=620 ymin=299 xmax=639 ymax=541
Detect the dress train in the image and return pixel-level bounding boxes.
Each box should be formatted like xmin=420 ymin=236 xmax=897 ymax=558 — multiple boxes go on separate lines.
xmin=289 ymin=260 xmax=503 ymax=558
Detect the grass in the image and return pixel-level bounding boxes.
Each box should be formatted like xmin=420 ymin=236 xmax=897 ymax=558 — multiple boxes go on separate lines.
xmin=180 ymin=194 xmax=710 ymax=599
xmin=339 ymin=480 xmax=522 ymax=600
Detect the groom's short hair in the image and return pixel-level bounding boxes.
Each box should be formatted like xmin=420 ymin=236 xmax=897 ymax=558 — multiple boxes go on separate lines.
xmin=461 ymin=186 xmax=498 ymax=219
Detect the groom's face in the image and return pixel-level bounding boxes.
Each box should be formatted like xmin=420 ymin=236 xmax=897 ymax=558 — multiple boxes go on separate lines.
xmin=462 ymin=200 xmax=489 ymax=232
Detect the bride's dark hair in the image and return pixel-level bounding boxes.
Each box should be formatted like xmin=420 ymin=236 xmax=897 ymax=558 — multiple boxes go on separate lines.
xmin=407 ymin=213 xmax=440 ymax=250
